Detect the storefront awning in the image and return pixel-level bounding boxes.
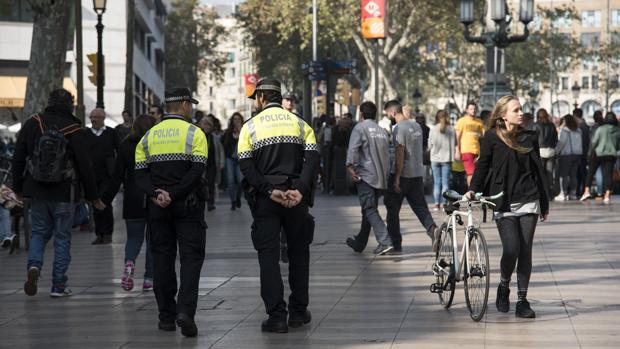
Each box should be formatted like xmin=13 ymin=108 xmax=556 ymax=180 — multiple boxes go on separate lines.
xmin=0 ymin=76 xmax=78 ymax=108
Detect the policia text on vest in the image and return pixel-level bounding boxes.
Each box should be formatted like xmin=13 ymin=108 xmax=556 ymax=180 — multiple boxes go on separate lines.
xmin=134 ymin=108 xmax=208 ymax=337
xmin=238 ymin=97 xmax=320 ymax=332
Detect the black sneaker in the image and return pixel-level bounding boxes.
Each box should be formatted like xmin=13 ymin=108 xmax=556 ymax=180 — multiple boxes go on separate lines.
xmin=346 ymin=237 xmax=363 ymax=253
xmin=496 ymin=285 xmax=510 ymax=313
xmin=373 ymin=243 xmax=393 ymax=255
xmin=516 ymin=298 xmax=536 ymax=318
xmin=261 ymin=317 xmax=288 ymax=333
xmin=176 ymin=313 xmax=198 ymax=337
xmin=236 ymin=199 xmax=241 ymax=208
xmin=24 ymin=266 xmax=40 ymax=296
xmin=288 ymin=310 xmax=311 ymax=328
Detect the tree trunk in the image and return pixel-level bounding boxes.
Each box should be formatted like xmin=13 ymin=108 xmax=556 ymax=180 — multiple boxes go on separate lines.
xmin=124 ymin=0 xmax=135 ymax=114
xmin=23 ymin=0 xmax=73 ymax=122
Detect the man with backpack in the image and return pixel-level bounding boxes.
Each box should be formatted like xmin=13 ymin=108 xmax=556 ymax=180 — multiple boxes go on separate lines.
xmin=12 ymin=89 xmax=104 ymax=297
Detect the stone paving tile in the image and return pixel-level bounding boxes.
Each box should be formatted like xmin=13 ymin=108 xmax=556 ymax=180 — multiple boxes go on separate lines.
xmin=0 ymin=195 xmax=619 ymax=348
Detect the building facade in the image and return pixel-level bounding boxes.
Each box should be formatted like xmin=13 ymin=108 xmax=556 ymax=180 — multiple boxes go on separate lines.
xmin=197 ymin=5 xmax=256 ymax=125
xmin=0 ymin=0 xmax=167 ymax=129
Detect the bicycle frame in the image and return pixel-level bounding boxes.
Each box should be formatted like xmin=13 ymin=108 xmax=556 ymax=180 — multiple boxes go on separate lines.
xmin=444 ymin=204 xmax=475 ymax=283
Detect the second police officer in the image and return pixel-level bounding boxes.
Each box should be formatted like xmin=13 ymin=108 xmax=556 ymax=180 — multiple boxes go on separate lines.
xmin=238 ymin=78 xmax=319 ymax=333
xmin=135 ymin=88 xmax=208 ymax=337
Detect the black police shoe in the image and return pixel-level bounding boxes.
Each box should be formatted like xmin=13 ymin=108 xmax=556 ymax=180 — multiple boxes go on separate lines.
xmin=516 ymin=298 xmax=536 ymax=318
xmin=158 ymin=321 xmax=176 ymax=332
xmin=346 ymin=237 xmax=364 ymax=253
xmin=176 ymin=313 xmax=198 ymax=337
xmin=261 ymin=317 xmax=288 ymax=333
xmin=496 ymin=285 xmax=510 ymax=313
xmin=288 ymin=310 xmax=311 ymax=328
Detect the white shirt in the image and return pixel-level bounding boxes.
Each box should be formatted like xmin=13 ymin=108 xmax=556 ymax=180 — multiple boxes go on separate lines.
xmin=90 ymin=126 xmax=107 ymax=137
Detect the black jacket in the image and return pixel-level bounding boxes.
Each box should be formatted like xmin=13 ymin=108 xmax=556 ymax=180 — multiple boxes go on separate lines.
xmin=532 ymin=122 xmax=558 ymax=149
xmin=84 ymin=127 xmax=119 ymax=183
xmin=470 ymin=129 xmax=549 ymax=215
xmin=12 ymin=107 xmax=98 ymax=202
xmin=103 ymin=137 xmax=146 ymax=219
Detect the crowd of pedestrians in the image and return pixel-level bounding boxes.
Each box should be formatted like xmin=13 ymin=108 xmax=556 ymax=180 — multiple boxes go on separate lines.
xmin=5 ymin=84 xmax=620 ymax=336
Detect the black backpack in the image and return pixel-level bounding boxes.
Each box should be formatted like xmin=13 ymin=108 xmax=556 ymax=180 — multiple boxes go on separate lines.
xmin=27 ymin=114 xmax=81 ymax=183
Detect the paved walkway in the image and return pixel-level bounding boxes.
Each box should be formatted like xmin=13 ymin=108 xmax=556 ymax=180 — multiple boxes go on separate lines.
xmin=0 ymin=195 xmax=618 ymax=348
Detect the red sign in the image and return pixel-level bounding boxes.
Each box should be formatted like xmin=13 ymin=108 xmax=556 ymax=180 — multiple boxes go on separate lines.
xmin=244 ymin=74 xmax=259 ymax=97
xmin=361 ymin=0 xmax=386 ymax=39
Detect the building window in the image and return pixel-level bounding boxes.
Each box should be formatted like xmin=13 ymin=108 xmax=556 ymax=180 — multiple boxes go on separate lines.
xmin=611 ymin=10 xmax=620 ymax=27
xmin=592 ymin=75 xmax=599 ymax=90
xmin=582 ymin=76 xmax=590 ymax=90
xmin=553 ymin=12 xmax=572 ymax=28
xmin=561 ymin=77 xmax=569 ymax=91
xmin=0 ymin=0 xmax=33 ymax=22
xmin=581 ymin=11 xmax=601 ymax=28
xmin=580 ymin=32 xmax=600 ymax=48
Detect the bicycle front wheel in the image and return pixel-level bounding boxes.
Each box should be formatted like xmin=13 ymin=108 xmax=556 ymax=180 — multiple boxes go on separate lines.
xmin=434 ymin=223 xmax=455 ymax=308
xmin=464 ymin=228 xmax=490 ymax=322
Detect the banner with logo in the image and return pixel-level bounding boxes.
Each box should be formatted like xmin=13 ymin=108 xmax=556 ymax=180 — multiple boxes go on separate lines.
xmin=244 ymin=74 xmax=259 ymax=97
xmin=361 ymin=0 xmax=386 ymax=39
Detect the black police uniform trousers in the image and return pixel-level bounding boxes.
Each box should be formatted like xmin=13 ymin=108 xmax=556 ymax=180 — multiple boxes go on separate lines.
xmin=147 ymin=199 xmax=206 ymax=322
xmin=251 ymin=195 xmax=313 ymax=321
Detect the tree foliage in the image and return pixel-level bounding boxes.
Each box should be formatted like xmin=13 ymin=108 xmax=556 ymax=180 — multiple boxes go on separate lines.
xmin=165 ymin=0 xmax=227 ymax=91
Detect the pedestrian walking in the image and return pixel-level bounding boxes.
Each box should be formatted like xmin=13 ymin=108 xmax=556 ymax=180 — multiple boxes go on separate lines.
xmin=468 ymin=95 xmax=550 ymax=319
xmin=429 ymin=109 xmax=455 ymax=210
xmin=532 ymin=108 xmax=558 ymax=198
xmin=238 ymin=78 xmax=319 ymax=333
xmin=223 ymin=112 xmax=244 ymax=210
xmin=12 ymin=89 xmax=103 ymax=297
xmin=86 ymin=108 xmax=119 ymax=245
xmin=556 ymin=113 xmax=583 ymax=201
xmin=345 ymin=101 xmax=393 ymax=255
xmin=580 ymin=112 xmax=620 ymax=204
xmin=573 ymin=108 xmax=590 ymax=196
xmin=115 ymin=110 xmax=133 ymax=141
xmin=135 ymin=87 xmax=208 ymax=337
xmin=455 ymin=101 xmax=485 ymax=186
xmin=383 ymin=100 xmax=438 ymax=253
xmin=149 ymin=105 xmax=164 ymax=123
xmin=198 ymin=117 xmax=225 ymax=211
xmin=104 ymin=115 xmax=156 ymax=292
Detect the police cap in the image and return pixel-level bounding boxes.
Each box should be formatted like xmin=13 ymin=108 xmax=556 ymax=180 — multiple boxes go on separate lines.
xmin=282 ymin=91 xmax=297 ymax=103
xmin=165 ymin=87 xmax=199 ymax=104
xmin=249 ymin=78 xmax=281 ymax=100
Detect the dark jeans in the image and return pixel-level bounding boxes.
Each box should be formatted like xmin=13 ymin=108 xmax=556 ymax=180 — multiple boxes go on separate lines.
xmin=496 ymin=214 xmax=537 ymax=294
xmin=541 ymin=157 xmax=555 ymax=197
xmin=206 ymin=169 xmax=217 ymax=208
xmin=585 ymin=155 xmax=616 ymax=192
xmin=558 ymin=155 xmax=581 ymax=197
xmin=384 ymin=176 xmax=435 ymax=249
xmin=250 ymin=196 xmax=313 ymax=321
xmin=148 ymin=200 xmax=206 ymax=322
xmin=93 ymin=203 xmax=114 ymax=236
xmin=576 ymin=156 xmax=588 ymax=196
xmin=226 ymin=157 xmax=243 ymax=205
xmin=125 ymin=219 xmax=154 ymax=279
xmin=27 ymin=200 xmax=74 ymax=286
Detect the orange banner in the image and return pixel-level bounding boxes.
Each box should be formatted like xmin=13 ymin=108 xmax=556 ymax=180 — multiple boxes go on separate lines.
xmin=244 ymin=74 xmax=259 ymax=97
xmin=361 ymin=0 xmax=386 ymax=39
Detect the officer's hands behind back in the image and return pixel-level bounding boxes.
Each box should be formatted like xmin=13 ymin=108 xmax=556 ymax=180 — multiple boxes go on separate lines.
xmin=270 ymin=189 xmax=303 ymax=208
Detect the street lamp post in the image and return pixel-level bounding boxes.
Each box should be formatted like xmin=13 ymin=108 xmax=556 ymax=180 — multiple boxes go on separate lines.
xmin=93 ymin=0 xmax=107 ymax=109
xmin=413 ymin=88 xmax=422 ymax=113
xmin=459 ymin=0 xmax=534 ymax=110
xmin=571 ymin=82 xmax=581 ymax=109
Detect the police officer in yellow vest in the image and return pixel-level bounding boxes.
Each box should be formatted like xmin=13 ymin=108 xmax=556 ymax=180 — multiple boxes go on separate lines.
xmin=239 ymin=78 xmax=319 ymax=333
xmin=135 ymin=87 xmax=208 ymax=337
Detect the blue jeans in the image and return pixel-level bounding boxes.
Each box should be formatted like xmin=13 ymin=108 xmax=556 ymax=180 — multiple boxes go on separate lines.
xmin=353 ymin=180 xmax=390 ymax=248
xmin=432 ymin=162 xmax=451 ymax=205
xmin=0 ymin=207 xmax=11 ymax=240
xmin=28 ymin=200 xmax=74 ymax=286
xmin=226 ymin=157 xmax=243 ymax=204
xmin=125 ymin=219 xmax=154 ymax=279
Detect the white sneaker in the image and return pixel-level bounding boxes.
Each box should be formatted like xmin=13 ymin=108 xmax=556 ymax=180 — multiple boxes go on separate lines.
xmin=554 ymin=193 xmax=565 ymax=202
xmin=603 ymin=198 xmax=611 ymax=204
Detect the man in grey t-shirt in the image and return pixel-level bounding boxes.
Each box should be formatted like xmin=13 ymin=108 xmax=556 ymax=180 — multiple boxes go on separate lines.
xmin=345 ymin=101 xmax=393 ymax=255
xmin=383 ymin=100 xmax=438 ymax=252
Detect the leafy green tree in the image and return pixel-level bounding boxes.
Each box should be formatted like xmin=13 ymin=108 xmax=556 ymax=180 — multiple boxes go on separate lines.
xmin=165 ymin=0 xmax=227 ymax=91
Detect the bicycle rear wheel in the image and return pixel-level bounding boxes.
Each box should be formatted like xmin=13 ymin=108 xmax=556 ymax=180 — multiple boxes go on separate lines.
xmin=464 ymin=228 xmax=490 ymax=322
xmin=434 ymin=223 xmax=455 ymax=308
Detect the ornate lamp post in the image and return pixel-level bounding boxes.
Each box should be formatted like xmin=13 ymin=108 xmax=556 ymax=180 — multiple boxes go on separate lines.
xmin=571 ymin=82 xmax=581 ymax=109
xmin=93 ymin=0 xmax=107 ymax=109
xmin=460 ymin=0 xmax=534 ymax=109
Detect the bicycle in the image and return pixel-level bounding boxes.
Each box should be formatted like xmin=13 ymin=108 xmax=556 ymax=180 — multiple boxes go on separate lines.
xmin=429 ymin=190 xmax=503 ymax=322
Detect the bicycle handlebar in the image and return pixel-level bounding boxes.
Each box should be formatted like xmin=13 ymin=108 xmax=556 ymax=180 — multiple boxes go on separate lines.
xmin=442 ymin=190 xmax=504 ymax=206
